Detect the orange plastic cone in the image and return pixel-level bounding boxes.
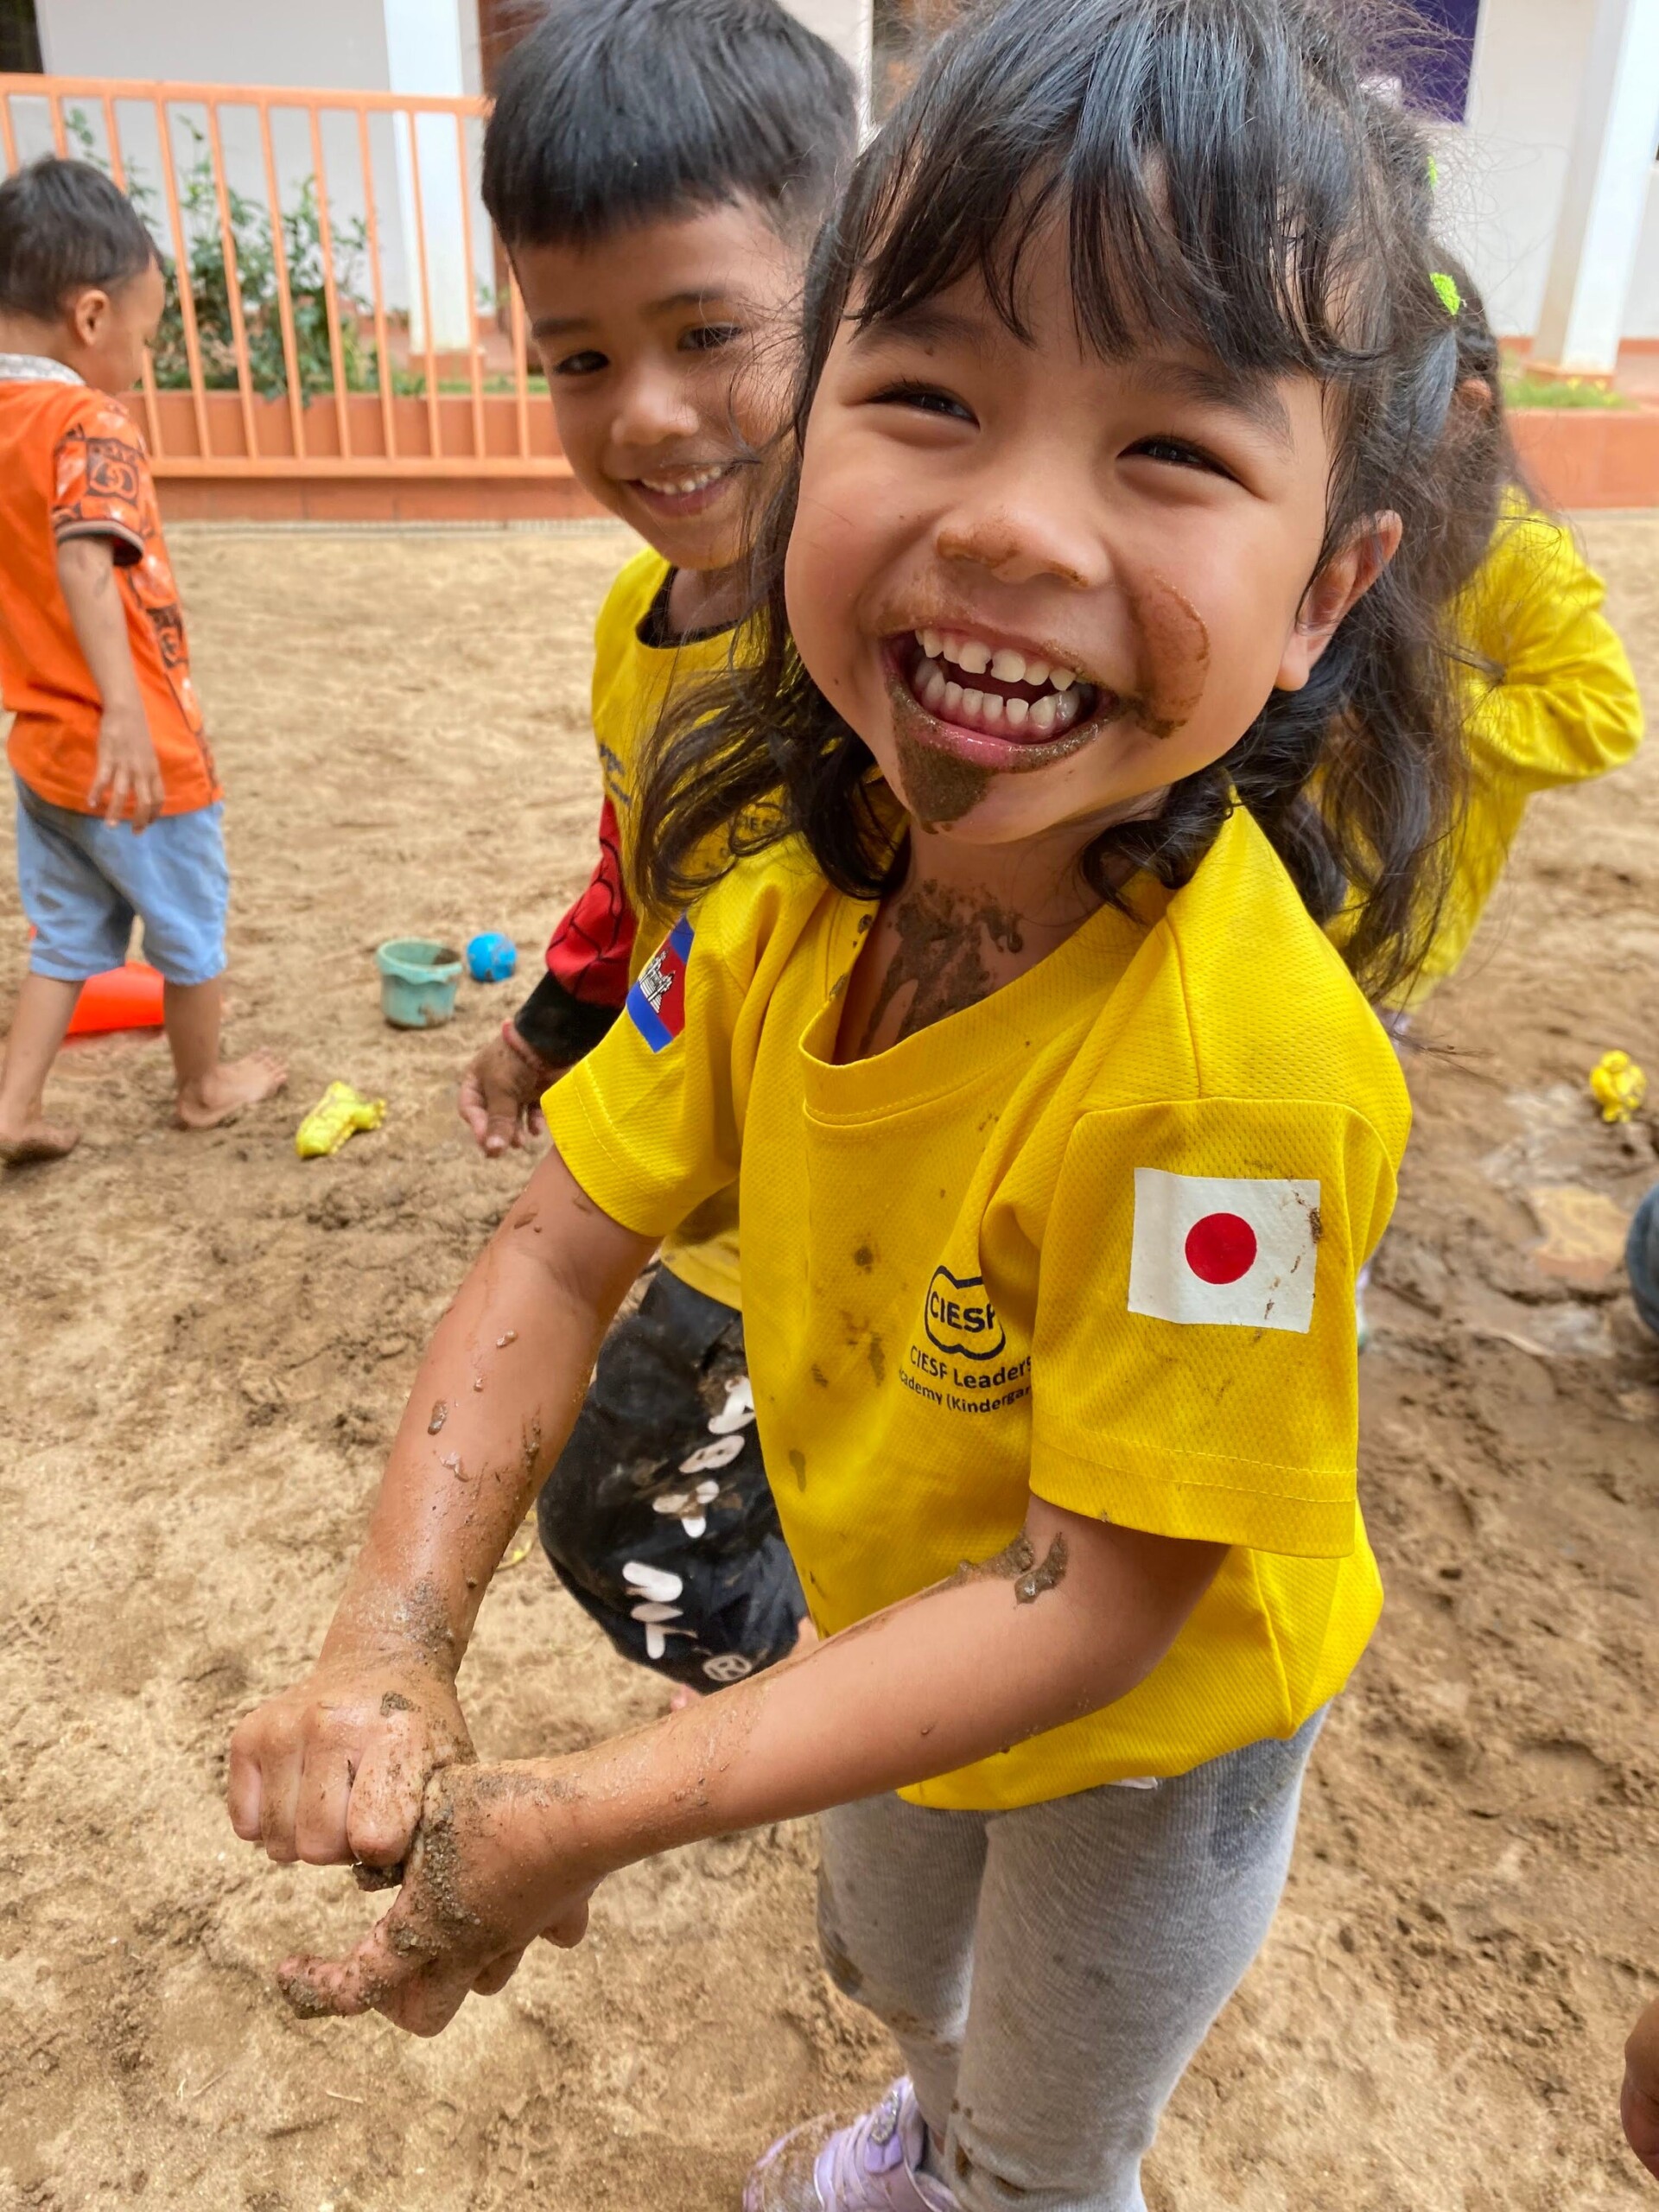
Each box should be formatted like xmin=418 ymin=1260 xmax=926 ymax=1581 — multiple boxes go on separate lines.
xmin=66 ymin=961 xmax=166 ymax=1037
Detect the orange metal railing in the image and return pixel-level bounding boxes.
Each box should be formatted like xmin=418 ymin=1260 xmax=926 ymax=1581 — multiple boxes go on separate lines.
xmin=0 ymin=73 xmax=564 ymax=483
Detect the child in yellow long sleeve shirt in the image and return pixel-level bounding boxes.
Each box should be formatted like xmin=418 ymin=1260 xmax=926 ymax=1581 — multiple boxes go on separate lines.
xmin=1407 ymin=493 xmax=1642 ymax=1008
xmin=1400 ymin=262 xmax=1641 ymax=1009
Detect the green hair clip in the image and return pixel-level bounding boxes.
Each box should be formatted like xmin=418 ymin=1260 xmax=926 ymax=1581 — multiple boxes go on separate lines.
xmin=1430 ymin=270 xmax=1462 ymax=316
xmin=1427 ymin=154 xmax=1440 ymax=192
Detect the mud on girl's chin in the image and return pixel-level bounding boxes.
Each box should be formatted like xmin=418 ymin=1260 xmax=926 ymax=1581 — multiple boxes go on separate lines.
xmin=874 ymin=658 xmax=1176 ymax=844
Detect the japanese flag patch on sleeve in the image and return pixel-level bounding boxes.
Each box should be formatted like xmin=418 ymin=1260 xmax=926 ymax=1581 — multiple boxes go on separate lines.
xmin=1127 ymin=1168 xmax=1321 ymax=1332
xmin=626 ymin=915 xmax=693 ymax=1052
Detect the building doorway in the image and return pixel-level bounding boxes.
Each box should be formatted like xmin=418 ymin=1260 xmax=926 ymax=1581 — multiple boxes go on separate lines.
xmin=0 ymin=0 xmax=43 ymax=74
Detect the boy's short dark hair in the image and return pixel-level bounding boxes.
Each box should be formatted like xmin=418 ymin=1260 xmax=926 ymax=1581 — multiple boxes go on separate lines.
xmin=0 ymin=157 xmax=159 ymax=321
xmin=482 ymin=0 xmax=858 ymax=249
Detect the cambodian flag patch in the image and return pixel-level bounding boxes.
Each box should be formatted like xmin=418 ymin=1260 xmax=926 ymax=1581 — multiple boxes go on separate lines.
xmin=1127 ymin=1169 xmax=1320 ymax=1332
xmin=626 ymin=915 xmax=693 ymax=1052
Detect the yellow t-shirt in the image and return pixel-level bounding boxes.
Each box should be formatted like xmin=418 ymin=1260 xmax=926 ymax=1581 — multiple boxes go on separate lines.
xmin=588 ymin=545 xmax=744 ymax=1306
xmin=546 ymin=806 xmax=1411 ymax=1808
xmin=1403 ymin=505 xmax=1642 ymax=1006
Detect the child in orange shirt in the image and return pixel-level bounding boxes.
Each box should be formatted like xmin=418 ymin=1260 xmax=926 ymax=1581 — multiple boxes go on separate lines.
xmin=0 ymin=158 xmax=285 ymax=1163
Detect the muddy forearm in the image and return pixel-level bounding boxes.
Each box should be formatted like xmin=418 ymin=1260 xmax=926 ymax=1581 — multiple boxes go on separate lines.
xmin=526 ymin=1502 xmax=1224 ymax=1881
xmin=56 ymin=537 xmax=145 ymax=715
xmin=324 ymin=1147 xmax=657 ymax=1673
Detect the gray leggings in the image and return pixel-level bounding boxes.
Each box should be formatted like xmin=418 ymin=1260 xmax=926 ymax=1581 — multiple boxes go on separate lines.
xmin=817 ymin=1713 xmax=1325 ymax=2212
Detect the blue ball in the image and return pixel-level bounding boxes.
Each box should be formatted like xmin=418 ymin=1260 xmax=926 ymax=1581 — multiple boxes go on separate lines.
xmin=466 ymin=931 xmax=518 ymax=984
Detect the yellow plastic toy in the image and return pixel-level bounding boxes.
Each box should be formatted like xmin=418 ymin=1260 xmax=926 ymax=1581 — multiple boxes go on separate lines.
xmin=296 ymin=1080 xmax=387 ymax=1158
xmin=1588 ymin=1050 xmax=1647 ymax=1124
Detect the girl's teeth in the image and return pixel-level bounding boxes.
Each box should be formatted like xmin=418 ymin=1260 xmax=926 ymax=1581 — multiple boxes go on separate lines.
xmin=644 ymin=466 xmax=723 ymax=493
xmin=911 ymin=635 xmax=1093 ymax=735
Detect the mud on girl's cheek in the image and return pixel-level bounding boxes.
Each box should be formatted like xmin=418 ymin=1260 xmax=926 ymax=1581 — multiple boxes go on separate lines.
xmin=1122 ymin=569 xmax=1211 ymax=741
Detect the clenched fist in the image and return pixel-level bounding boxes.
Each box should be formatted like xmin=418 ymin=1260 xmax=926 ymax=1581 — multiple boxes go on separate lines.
xmin=228 ymin=1647 xmax=475 ymax=1873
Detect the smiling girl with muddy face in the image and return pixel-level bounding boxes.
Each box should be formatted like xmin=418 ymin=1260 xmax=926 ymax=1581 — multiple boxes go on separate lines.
xmin=237 ymin=5 xmax=1505 ymax=2205
xmin=789 ymin=243 xmax=1366 ymax=866
xmin=639 ymin=7 xmax=1478 ymax=1032
xmin=777 ymin=219 xmax=1400 ymax=1048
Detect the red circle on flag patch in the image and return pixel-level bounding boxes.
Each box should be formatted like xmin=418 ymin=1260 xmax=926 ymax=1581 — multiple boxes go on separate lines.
xmin=1184 ymin=1211 xmax=1257 ymax=1285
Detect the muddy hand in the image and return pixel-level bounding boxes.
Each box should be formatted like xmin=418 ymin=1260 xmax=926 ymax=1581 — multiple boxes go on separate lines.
xmin=276 ymin=1764 xmax=596 ymax=2037
xmin=227 ymin=1654 xmax=474 ymax=1872
xmin=1624 ymin=1992 xmax=1659 ymax=2178
xmin=457 ymin=1033 xmax=553 ymax=1158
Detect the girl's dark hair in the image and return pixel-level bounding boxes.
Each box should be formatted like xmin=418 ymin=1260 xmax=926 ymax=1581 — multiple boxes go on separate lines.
xmin=482 ymin=0 xmax=859 ymax=248
xmin=0 ymin=157 xmax=157 ymax=321
xmin=639 ymin=0 xmax=1508 ymax=1005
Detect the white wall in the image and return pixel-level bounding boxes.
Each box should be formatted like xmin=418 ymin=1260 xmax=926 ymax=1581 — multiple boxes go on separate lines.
xmin=383 ymin=0 xmax=474 ymax=348
xmin=785 ymin=0 xmax=874 ymax=123
xmin=35 ymin=0 xmax=394 ymax=86
xmin=29 ymin=0 xmax=485 ymax=335
xmin=1442 ymin=0 xmax=1659 ymax=337
xmin=39 ymin=0 xmax=854 ymax=105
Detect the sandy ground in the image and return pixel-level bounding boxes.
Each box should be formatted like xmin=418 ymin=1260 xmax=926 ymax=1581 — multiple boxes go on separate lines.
xmin=1 ymin=517 xmax=1656 ymax=2212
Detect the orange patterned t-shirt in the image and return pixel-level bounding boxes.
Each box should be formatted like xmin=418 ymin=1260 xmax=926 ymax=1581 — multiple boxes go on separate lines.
xmin=0 ymin=365 xmax=219 ymax=815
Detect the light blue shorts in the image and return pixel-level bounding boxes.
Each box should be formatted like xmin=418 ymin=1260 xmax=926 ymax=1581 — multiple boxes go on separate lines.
xmin=14 ymin=775 xmax=228 ymax=986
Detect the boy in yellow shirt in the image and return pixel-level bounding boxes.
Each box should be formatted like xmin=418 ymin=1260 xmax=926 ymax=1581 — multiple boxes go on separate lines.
xmin=456 ymin=0 xmax=855 ymax=1690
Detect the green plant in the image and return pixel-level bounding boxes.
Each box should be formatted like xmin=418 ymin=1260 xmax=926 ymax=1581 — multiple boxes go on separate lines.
xmin=1503 ymin=369 xmax=1632 ymax=411
xmin=149 ymin=127 xmax=380 ymax=402
xmin=67 ymin=105 xmax=390 ymax=403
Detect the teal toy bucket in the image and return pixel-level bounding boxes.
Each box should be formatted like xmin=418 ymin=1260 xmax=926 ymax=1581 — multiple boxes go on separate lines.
xmin=377 ymin=938 xmax=463 ymax=1029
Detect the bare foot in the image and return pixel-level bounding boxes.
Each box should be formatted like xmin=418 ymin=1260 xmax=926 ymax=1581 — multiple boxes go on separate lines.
xmin=175 ymin=1048 xmax=289 ymax=1131
xmin=0 ymin=1116 xmax=80 ymax=1166
xmin=668 ymin=1682 xmax=704 ymax=1713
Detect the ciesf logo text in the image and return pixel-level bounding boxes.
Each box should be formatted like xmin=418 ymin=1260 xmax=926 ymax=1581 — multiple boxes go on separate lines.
xmin=908 ymin=1342 xmax=1031 ymax=1394
xmin=923 ymin=1267 xmax=1008 ymax=1361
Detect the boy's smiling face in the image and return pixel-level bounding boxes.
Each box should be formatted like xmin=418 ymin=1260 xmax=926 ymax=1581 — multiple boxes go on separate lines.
xmin=784 ymin=218 xmax=1396 ymax=850
xmin=513 ymin=200 xmax=800 ymax=578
